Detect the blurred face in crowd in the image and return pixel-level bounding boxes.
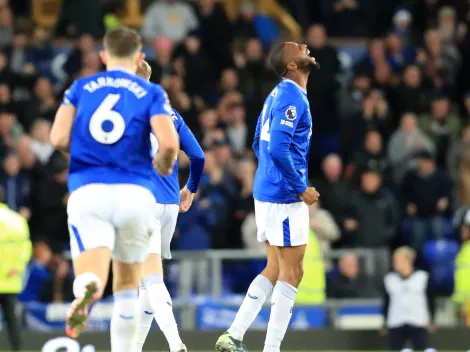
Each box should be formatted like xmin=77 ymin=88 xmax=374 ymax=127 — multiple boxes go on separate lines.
xmin=0 ymin=112 xmax=14 ymax=134
xmin=13 ymin=33 xmax=27 ymax=49
xmin=154 ymin=36 xmax=173 ymax=60
xmin=214 ymin=143 xmax=232 ymax=168
xmin=0 ymin=83 xmax=10 ymax=103
xmin=368 ymin=38 xmax=385 ymax=60
xmin=425 ymin=30 xmax=441 ymax=54
xmin=4 ymin=153 xmax=20 ymax=176
xmin=438 ymin=7 xmax=456 ymax=33
xmin=339 ymin=254 xmax=359 ymax=279
xmin=403 ymin=65 xmax=421 ymax=88
xmin=461 ymin=125 xmax=470 ymax=143
xmin=16 ymin=136 xmax=36 ymax=168
xmin=0 ymin=52 xmax=6 ymax=71
xmin=31 ymin=119 xmax=52 ymax=144
xmin=374 ymin=62 xmax=391 ymax=84
xmin=199 ymin=109 xmax=218 ymax=130
xmin=431 ymin=98 xmax=449 ymax=119
xmin=33 ymin=242 xmax=52 ymax=264
xmin=230 ymin=104 xmax=246 ymax=126
xmin=400 ymin=113 xmax=417 ymax=134
xmin=364 ymin=130 xmax=382 ymax=154
xmin=0 ymin=7 xmax=12 ymax=27
xmin=184 ymin=36 xmax=200 ymax=54
xmin=361 ymin=171 xmax=381 ymax=194
xmin=83 ymin=52 xmax=101 ymax=72
xmin=220 ymin=69 xmax=239 ymax=92
xmin=307 ymin=24 xmax=326 ymax=49
xmin=352 ymin=75 xmax=371 ymax=93
xmin=169 ymin=74 xmax=184 ymax=94
xmin=417 ymin=157 xmax=435 ymax=175
xmin=34 ymin=77 xmax=53 ymax=100
xmin=203 ymin=149 xmax=217 ymax=173
xmin=245 ymin=38 xmax=263 ymax=62
xmin=393 ymin=251 xmax=413 ymax=276
xmin=386 ymin=33 xmax=401 ymax=52
xmin=322 ymin=154 xmax=342 ymax=183
xmin=79 ymin=34 xmax=95 ymax=53
xmin=361 ymin=95 xmax=375 ymax=114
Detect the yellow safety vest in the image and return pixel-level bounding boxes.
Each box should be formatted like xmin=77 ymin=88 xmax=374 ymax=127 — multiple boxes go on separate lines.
xmin=0 ymin=204 xmax=32 ymax=293
xmin=297 ymin=229 xmax=326 ymax=305
xmin=452 ymin=241 xmax=470 ymax=306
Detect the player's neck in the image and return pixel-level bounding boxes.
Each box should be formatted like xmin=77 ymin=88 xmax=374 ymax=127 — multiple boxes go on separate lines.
xmin=284 ymin=73 xmax=308 ymax=91
xmin=106 ymin=59 xmax=137 ymax=74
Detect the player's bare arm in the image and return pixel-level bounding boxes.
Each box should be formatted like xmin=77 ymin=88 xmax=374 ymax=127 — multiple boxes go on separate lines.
xmin=150 ymin=114 xmax=179 ymax=176
xmin=50 ymin=104 xmax=76 ymax=152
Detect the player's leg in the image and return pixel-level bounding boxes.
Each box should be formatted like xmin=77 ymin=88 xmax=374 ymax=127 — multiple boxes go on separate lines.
xmin=216 ymin=201 xmax=277 ymax=352
xmin=263 ymin=202 xmax=309 ymax=352
xmin=110 ymin=185 xmax=156 ymax=352
xmin=66 ymin=185 xmax=114 ymax=338
xmin=142 ymin=204 xmax=185 ymax=352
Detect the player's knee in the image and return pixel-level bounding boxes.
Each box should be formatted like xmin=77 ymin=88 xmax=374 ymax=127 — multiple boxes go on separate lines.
xmin=279 ymin=263 xmax=303 ymax=287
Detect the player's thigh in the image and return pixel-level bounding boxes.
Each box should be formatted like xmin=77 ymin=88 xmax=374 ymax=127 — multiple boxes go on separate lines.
xmin=67 ymin=185 xmax=114 ymax=283
xmin=112 ymin=259 xmax=142 ymax=292
xmin=112 ymin=185 xmax=156 ymax=264
xmin=160 ymin=204 xmax=179 ymax=260
xmin=254 ymin=200 xmax=268 ymax=243
xmin=388 ymin=326 xmax=407 ymax=351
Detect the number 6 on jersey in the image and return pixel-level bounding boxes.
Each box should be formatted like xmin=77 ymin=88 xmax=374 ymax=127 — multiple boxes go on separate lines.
xmin=89 ymin=94 xmax=125 ymax=144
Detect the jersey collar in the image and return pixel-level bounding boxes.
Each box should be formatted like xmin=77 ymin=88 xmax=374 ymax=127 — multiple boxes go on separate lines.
xmin=108 ymin=67 xmax=135 ymax=75
xmin=283 ymin=79 xmax=307 ymax=95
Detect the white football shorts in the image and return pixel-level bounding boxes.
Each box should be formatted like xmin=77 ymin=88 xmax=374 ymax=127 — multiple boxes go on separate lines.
xmin=67 ymin=183 xmax=156 ymax=263
xmin=254 ymin=200 xmax=309 ymax=247
xmin=148 ymin=203 xmax=179 ymax=259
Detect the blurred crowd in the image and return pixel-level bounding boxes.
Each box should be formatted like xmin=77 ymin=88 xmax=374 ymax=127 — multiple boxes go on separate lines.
xmin=0 ymin=0 xmax=469 ymax=302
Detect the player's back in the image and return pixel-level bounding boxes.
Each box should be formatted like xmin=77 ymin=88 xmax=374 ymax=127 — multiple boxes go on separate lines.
xmin=253 ymin=79 xmax=312 ymax=204
xmin=66 ymin=68 xmax=168 ymax=194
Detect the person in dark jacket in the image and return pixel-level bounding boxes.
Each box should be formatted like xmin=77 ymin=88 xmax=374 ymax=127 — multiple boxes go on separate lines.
xmin=344 ymin=167 xmax=400 ymax=248
xmin=402 ymin=150 xmax=452 ymax=251
xmin=328 ymin=252 xmax=379 ymax=298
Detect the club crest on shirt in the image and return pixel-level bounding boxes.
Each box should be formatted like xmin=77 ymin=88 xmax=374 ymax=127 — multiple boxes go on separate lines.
xmin=285 ymin=106 xmax=297 ymax=120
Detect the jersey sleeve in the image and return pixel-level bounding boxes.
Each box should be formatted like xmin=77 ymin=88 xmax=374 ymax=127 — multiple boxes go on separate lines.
xmin=150 ymin=84 xmax=173 ymax=118
xmin=252 ymin=115 xmax=261 ymax=159
xmin=175 ymin=111 xmax=205 ymax=193
xmin=61 ymin=80 xmax=80 ymax=107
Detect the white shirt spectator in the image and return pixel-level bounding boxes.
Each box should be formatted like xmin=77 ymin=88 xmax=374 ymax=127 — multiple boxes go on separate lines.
xmin=141 ymin=0 xmax=198 ymax=43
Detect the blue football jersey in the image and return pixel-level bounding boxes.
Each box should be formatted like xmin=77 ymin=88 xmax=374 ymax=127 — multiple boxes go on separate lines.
xmin=253 ymin=79 xmax=312 ymax=204
xmin=149 ymin=109 xmax=205 ymax=204
xmin=63 ymin=68 xmax=173 ymax=194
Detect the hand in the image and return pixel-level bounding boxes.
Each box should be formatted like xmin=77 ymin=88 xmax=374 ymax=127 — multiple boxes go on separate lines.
xmin=437 ymin=197 xmax=448 ymax=212
xmin=428 ymin=324 xmax=437 ymax=333
xmin=299 ymin=187 xmax=320 ymax=205
xmin=379 ymin=328 xmax=387 ymax=336
xmin=199 ymin=198 xmax=211 ymax=209
xmin=153 ymin=153 xmax=175 ymax=176
xmin=344 ymin=218 xmax=358 ymax=231
xmin=179 ymin=186 xmax=194 ymax=213
xmin=56 ymin=260 xmax=69 ymax=279
xmin=407 ymin=203 xmax=417 ymax=216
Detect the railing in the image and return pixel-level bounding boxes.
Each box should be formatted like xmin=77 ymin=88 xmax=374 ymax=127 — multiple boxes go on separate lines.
xmin=171 ymin=248 xmax=389 ymax=298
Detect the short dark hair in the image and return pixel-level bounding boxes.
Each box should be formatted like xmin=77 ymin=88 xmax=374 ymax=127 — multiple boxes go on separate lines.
xmin=103 ymin=27 xmax=142 ymax=59
xmin=136 ymin=60 xmax=152 ymax=80
xmin=268 ymin=43 xmax=287 ymax=76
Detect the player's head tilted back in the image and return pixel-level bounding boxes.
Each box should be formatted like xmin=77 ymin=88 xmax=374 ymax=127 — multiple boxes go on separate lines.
xmin=268 ymin=42 xmax=318 ymax=78
xmin=136 ymin=60 xmax=152 ymax=81
xmin=100 ymin=26 xmax=145 ymax=72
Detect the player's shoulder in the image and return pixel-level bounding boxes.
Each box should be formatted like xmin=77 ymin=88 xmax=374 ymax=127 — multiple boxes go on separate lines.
xmin=275 ymin=80 xmax=308 ymax=109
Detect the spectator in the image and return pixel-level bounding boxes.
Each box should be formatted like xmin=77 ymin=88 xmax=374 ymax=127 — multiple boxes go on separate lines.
xmin=6 ymin=31 xmax=28 ymax=74
xmin=19 ymin=242 xmax=52 ymax=302
xmin=313 ymin=154 xmax=349 ymax=227
xmin=382 ymin=247 xmax=436 ymax=352
xmin=390 ymin=64 xmax=430 ymax=120
xmin=146 ymin=36 xmax=174 ymax=85
xmin=347 ymin=129 xmax=390 ymax=185
xmin=0 ymin=5 xmax=13 ymax=49
xmin=0 ymin=185 xmax=31 ymax=351
xmin=28 ymin=77 xmax=58 ymax=124
xmin=29 ymin=118 xmax=54 ymax=164
xmin=323 ymin=0 xmax=374 ymax=37
xmin=308 ymin=200 xmax=340 ymax=270
xmin=385 ymin=32 xmax=415 ymax=73
xmin=232 ymin=1 xmax=257 ymax=42
xmin=457 ymin=144 xmax=470 ymax=207
xmin=338 ymin=73 xmax=371 ymax=120
xmin=142 ymin=0 xmax=198 ymax=44
xmin=447 ymin=123 xmax=470 ymax=184
xmin=234 ymin=157 xmax=256 ymax=249
xmin=167 ymin=73 xmax=192 ymax=114
xmin=63 ymin=34 xmax=96 ymax=79
xmin=391 ymin=8 xmax=413 ymax=43
xmin=452 ymin=208 xmax=470 ymax=316
xmin=226 ymin=101 xmax=249 ymax=155
xmin=328 ymin=252 xmax=379 ymax=298
xmin=419 ymin=94 xmax=460 ymax=168
xmin=387 ymin=112 xmax=434 ymax=185
xmin=344 ymin=168 xmax=399 ymax=248
xmin=355 ymin=38 xmax=386 ymax=76
xmin=54 ymin=0 xmax=104 ymax=38
xmin=402 ymin=150 xmax=452 ymax=251
xmin=1 ymin=152 xmax=30 ymax=218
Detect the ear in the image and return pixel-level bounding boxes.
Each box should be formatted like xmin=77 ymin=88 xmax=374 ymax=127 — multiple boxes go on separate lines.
xmin=287 ymin=61 xmax=297 ymax=71
xmin=135 ymin=51 xmax=146 ymax=66
xmin=99 ymin=50 xmax=107 ymax=65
